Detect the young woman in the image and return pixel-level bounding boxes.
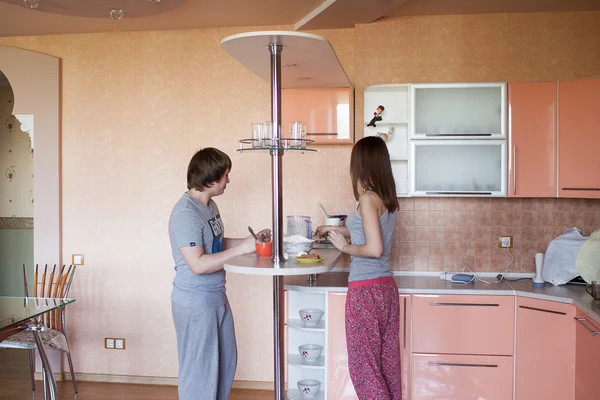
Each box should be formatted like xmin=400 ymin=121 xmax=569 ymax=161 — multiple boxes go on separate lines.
xmin=317 ymin=136 xmax=400 ymax=400
xmin=168 ymin=147 xmax=270 ymax=400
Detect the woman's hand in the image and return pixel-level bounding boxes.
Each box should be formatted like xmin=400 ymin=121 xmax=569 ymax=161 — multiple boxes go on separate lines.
xmin=239 ymin=235 xmax=257 ymax=254
xmin=328 ymin=230 xmax=348 ymax=252
xmin=315 ymin=225 xmax=333 ymax=238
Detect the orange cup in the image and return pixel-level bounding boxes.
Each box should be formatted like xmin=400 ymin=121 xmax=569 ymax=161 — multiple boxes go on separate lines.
xmin=255 ymin=241 xmax=273 ymax=258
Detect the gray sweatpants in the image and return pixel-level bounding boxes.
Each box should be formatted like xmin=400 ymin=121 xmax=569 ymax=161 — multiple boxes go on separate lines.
xmin=171 ymin=300 xmax=237 ymax=400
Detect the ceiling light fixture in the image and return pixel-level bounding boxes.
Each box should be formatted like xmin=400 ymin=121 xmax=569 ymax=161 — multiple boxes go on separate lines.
xmin=23 ymin=0 xmax=38 ymax=9
xmin=110 ymin=8 xmax=124 ymax=19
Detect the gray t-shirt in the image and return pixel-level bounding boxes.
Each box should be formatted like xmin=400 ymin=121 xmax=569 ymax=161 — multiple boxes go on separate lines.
xmin=347 ymin=201 xmax=398 ymax=282
xmin=169 ymin=192 xmax=227 ymax=308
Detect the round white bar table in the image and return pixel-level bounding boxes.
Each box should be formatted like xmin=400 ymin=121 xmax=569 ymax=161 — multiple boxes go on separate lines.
xmin=224 ymin=248 xmax=342 ymax=275
xmin=224 ymin=248 xmax=342 ymax=399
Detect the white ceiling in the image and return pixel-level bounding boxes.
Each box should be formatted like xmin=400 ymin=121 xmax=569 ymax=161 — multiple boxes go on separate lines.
xmin=0 ymin=0 xmax=599 ymax=38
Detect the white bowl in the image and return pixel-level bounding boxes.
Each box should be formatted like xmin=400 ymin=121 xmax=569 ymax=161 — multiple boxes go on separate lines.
xmin=298 ymin=344 xmax=322 ymax=363
xmin=299 ymin=309 xmax=324 ymax=327
xmin=324 ymin=217 xmax=343 ymax=226
xmin=298 ymin=379 xmax=321 ymax=397
xmin=283 ymin=239 xmax=314 ymax=256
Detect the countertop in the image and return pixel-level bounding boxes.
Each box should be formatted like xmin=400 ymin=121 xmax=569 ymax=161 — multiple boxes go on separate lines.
xmin=284 ymin=272 xmax=600 ymax=324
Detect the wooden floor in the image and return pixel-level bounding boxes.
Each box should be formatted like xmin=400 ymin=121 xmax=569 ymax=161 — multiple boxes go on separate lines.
xmin=0 ymin=350 xmax=274 ymax=400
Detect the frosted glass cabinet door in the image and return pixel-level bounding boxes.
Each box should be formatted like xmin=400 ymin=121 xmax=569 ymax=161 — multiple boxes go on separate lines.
xmin=410 ymin=83 xmax=506 ymax=139
xmin=409 ymin=140 xmax=507 ymax=196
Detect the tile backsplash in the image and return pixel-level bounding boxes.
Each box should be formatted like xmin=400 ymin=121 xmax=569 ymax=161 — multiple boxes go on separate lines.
xmin=391 ymin=198 xmax=600 ymax=273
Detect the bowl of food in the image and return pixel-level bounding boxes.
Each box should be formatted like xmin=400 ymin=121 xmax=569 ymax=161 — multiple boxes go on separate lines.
xmin=298 ymin=344 xmax=322 ymax=363
xmin=283 ymin=235 xmax=314 ymax=256
xmin=299 ymin=309 xmax=324 ymax=327
xmin=297 ymin=379 xmax=321 ymax=397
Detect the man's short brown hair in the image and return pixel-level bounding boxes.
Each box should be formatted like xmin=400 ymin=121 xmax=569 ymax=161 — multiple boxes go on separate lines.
xmin=187 ymin=148 xmax=232 ymax=191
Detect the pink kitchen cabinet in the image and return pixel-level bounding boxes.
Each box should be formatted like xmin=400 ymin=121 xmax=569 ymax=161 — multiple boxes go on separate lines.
xmin=411 ymin=353 xmax=513 ymax=400
xmin=282 ymin=88 xmax=354 ymax=144
xmin=326 ymin=293 xmax=411 ymax=400
xmin=515 ymin=297 xmax=575 ymax=400
xmin=575 ymin=310 xmax=600 ymax=400
xmin=558 ymin=77 xmax=600 ymax=198
xmin=412 ymin=295 xmax=515 ymax=356
xmin=508 ymin=81 xmax=557 ymax=197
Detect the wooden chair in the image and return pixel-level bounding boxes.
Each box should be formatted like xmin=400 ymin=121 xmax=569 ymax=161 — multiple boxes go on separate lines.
xmin=0 ymin=263 xmax=78 ymax=394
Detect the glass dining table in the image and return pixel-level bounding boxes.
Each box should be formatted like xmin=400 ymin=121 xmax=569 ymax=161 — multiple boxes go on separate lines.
xmin=0 ymin=296 xmax=75 ymax=400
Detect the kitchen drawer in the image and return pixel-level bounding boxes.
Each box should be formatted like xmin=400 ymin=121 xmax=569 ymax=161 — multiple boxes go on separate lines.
xmin=412 ymin=353 xmax=513 ymax=400
xmin=412 ymin=295 xmax=514 ymax=355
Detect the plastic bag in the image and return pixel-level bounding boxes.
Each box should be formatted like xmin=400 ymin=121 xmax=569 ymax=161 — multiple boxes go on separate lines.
xmin=542 ymin=227 xmax=589 ymax=285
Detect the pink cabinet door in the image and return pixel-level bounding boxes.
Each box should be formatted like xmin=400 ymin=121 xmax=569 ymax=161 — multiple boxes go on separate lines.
xmin=411 ymin=353 xmax=513 ymax=400
xmin=399 ymin=295 xmax=411 ymax=400
xmin=282 ymin=88 xmax=354 ymax=144
xmin=327 ymin=293 xmax=410 ymax=400
xmin=412 ymin=295 xmax=515 ymax=356
xmin=327 ymin=293 xmax=356 ymax=399
xmin=515 ymin=297 xmax=575 ymax=400
xmin=559 ymin=77 xmax=600 ymax=198
xmin=508 ymin=81 xmax=557 ymax=197
xmin=575 ymin=311 xmax=600 ymax=400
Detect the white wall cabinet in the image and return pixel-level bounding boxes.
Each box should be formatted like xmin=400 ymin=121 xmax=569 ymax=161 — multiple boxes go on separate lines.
xmin=364 ymin=84 xmax=411 ymax=196
xmin=409 ymin=82 xmax=507 ymax=140
xmin=365 ymin=82 xmax=508 ymax=198
xmin=409 ymin=140 xmax=507 ymax=197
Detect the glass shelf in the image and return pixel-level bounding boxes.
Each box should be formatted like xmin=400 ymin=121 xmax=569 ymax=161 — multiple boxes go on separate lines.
xmin=238 ymin=138 xmax=317 ymax=152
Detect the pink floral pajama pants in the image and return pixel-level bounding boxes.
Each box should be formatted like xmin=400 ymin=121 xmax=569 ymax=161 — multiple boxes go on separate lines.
xmin=345 ymin=277 xmax=401 ymax=400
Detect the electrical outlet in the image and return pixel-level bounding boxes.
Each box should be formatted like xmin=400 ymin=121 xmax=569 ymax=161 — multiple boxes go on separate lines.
xmin=115 ymin=338 xmax=126 ymax=350
xmin=105 ymin=338 xmax=114 ymax=349
xmin=499 ymin=235 xmax=513 ymax=248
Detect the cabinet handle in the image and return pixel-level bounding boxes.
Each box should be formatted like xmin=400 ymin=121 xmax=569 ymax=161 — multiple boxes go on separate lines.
xmin=519 ymin=305 xmax=566 ymax=315
xmin=562 ymin=188 xmax=600 ymax=191
xmin=513 ymin=145 xmax=517 ymax=196
xmin=425 ymin=134 xmax=493 ymax=137
xmin=429 ymin=302 xmax=499 ymax=307
xmin=425 ymin=192 xmax=493 ymax=196
xmin=428 ymin=361 xmax=498 ymax=368
xmin=306 ymin=132 xmax=338 ymax=136
xmin=403 ymin=297 xmax=407 ymax=350
xmin=574 ymin=317 xmax=600 ymax=335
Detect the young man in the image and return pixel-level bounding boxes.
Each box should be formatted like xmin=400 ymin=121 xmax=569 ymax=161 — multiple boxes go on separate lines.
xmin=169 ymin=147 xmax=270 ymax=400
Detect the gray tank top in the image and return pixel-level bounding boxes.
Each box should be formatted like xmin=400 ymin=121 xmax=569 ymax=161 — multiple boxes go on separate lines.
xmin=346 ymin=200 xmax=398 ymax=282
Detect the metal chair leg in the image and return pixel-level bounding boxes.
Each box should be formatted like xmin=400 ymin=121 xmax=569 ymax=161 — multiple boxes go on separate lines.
xmin=28 ymin=349 xmax=36 ymax=392
xmin=66 ymin=350 xmax=78 ymax=393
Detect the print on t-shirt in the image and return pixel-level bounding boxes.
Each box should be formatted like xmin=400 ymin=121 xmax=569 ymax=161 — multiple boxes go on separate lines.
xmin=208 ymin=214 xmax=225 ymax=253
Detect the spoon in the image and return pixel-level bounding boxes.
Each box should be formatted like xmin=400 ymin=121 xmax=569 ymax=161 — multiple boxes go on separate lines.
xmin=248 ymin=226 xmax=261 ymax=242
xmin=318 ymin=203 xmax=329 ymax=219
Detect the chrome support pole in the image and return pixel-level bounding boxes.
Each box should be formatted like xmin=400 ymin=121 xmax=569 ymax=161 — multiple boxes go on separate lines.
xmin=268 ymin=42 xmax=285 ymax=400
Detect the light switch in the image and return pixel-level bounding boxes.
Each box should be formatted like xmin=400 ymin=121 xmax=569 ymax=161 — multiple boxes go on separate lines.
xmin=72 ymin=254 xmax=84 ymax=265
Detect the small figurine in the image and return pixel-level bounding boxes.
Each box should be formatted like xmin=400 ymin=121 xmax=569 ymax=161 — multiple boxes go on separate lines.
xmin=367 ymin=105 xmax=385 ymax=127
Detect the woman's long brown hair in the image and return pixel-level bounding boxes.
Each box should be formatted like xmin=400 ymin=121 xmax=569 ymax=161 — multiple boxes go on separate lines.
xmin=350 ymin=136 xmax=399 ymax=213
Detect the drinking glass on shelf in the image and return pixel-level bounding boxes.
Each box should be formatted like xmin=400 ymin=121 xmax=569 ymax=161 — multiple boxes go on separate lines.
xmin=289 ymin=122 xmax=306 ymax=149
xmin=251 ymin=123 xmax=264 ymax=148
xmin=263 ymin=121 xmax=274 ymax=147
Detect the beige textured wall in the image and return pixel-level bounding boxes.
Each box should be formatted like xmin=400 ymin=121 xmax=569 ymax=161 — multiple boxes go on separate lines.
xmin=0 ymin=11 xmax=599 ymax=382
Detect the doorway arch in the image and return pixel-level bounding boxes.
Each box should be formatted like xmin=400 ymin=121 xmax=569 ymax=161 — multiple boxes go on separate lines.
xmin=0 ymin=46 xmax=60 ymax=271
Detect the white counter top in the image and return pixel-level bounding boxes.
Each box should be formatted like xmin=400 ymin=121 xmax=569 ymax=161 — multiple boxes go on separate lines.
xmin=224 ymin=248 xmax=343 ymax=276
